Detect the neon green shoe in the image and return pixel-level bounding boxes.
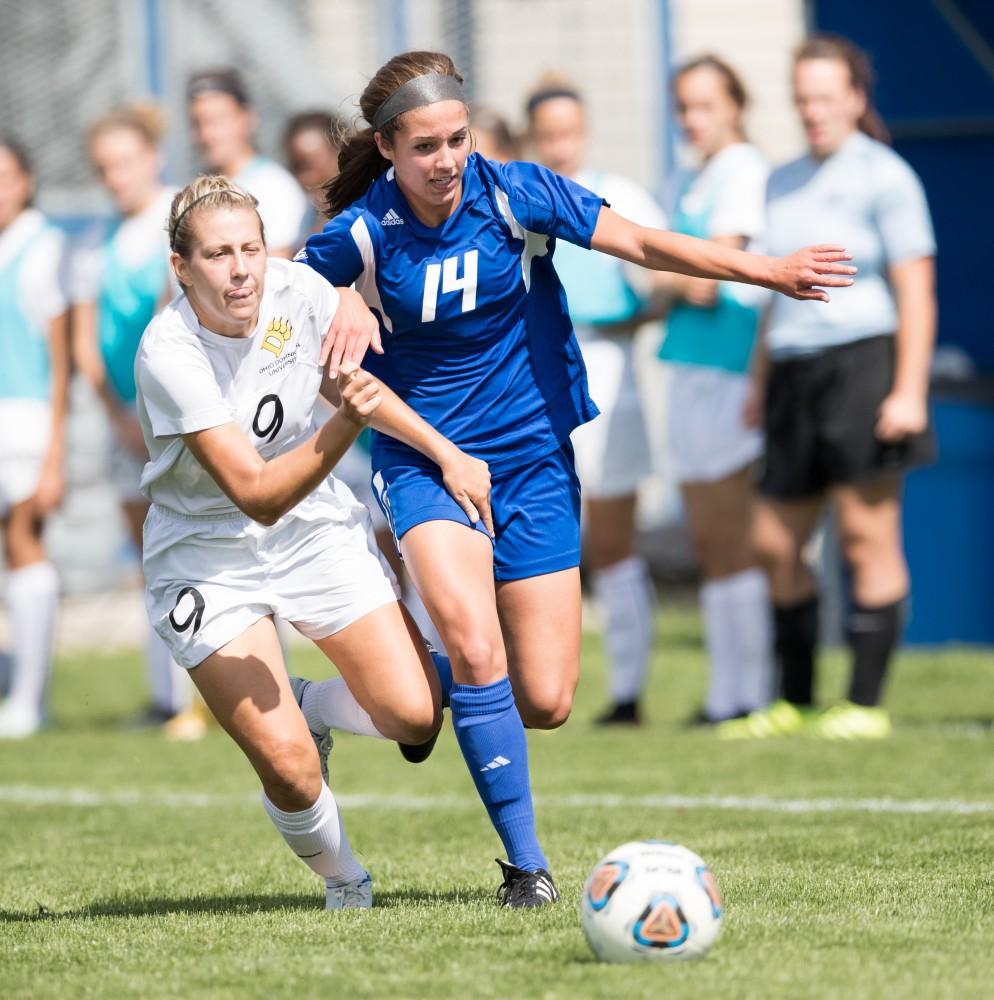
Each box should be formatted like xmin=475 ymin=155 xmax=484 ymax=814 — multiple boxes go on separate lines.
xmin=716 ymin=699 xmax=816 ymax=741
xmin=814 ymin=701 xmax=891 ymax=740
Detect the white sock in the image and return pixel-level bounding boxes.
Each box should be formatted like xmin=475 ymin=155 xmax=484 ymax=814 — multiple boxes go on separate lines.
xmin=5 ymin=562 xmax=58 ymax=716
xmin=146 ymin=624 xmax=192 ymax=715
xmin=301 ymin=677 xmax=385 ymax=739
xmin=701 ymin=569 xmax=774 ymax=719
xmin=262 ymin=783 xmax=366 ymax=887
xmin=723 ymin=568 xmax=774 ymax=712
xmin=701 ymin=578 xmax=739 ymax=721
xmin=593 ymin=555 xmax=654 ymax=704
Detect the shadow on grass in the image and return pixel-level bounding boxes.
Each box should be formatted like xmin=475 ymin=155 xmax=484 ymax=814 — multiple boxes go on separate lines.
xmin=0 ymin=886 xmax=493 ymax=923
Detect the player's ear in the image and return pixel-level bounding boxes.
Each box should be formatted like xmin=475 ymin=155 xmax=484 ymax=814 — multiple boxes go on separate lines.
xmin=171 ymin=251 xmax=191 ymax=288
xmin=373 ymin=130 xmax=394 ymax=163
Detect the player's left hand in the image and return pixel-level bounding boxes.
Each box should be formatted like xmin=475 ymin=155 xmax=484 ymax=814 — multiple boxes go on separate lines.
xmin=31 ymin=457 xmax=64 ymax=518
xmin=769 ymin=245 xmax=857 ymax=302
xmin=336 ymin=361 xmax=381 ymax=426
xmin=440 ymin=448 xmax=493 ymax=537
xmin=876 ymin=390 xmax=927 ymax=442
xmin=322 ymin=287 xmax=384 ymax=377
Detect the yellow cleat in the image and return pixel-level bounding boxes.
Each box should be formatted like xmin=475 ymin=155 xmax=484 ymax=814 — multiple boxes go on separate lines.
xmin=814 ymin=701 xmax=891 ymax=741
xmin=162 ymin=701 xmax=209 ymax=742
xmin=716 ymin=699 xmax=816 ymax=741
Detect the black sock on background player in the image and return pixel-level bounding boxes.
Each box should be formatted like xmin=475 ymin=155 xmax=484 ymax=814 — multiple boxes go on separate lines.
xmin=774 ymin=596 xmax=819 ymax=706
xmin=846 ymin=598 xmax=904 ymax=707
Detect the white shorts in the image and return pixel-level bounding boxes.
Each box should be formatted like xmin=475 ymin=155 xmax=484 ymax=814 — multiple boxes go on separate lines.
xmin=0 ymin=399 xmax=51 ymax=517
xmin=666 ymin=365 xmax=763 ymax=484
xmin=143 ymin=500 xmax=400 ymax=669
xmin=571 ymin=333 xmax=651 ymax=499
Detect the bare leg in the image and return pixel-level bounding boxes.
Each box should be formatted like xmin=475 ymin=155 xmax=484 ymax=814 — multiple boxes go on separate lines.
xmin=190 ymin=617 xmax=368 ymax=898
xmin=497 ymin=568 xmax=581 ymax=729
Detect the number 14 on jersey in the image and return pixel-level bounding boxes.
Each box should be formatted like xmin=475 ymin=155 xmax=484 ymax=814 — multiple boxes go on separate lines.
xmin=421 ymin=250 xmax=479 ymax=322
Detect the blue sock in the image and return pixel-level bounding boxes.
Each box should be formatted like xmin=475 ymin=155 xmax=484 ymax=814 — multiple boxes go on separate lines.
xmin=429 ymin=651 xmax=453 ymax=708
xmin=449 ymin=677 xmax=548 ymax=872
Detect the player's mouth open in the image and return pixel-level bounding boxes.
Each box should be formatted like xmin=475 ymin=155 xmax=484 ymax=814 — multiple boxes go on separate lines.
xmin=430 ymin=176 xmax=457 ymax=193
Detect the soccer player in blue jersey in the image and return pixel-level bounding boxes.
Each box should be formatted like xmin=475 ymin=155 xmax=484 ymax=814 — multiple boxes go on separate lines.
xmin=299 ymin=50 xmax=856 ymax=907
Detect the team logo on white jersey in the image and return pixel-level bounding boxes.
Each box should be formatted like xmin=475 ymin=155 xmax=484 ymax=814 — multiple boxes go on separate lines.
xmin=261 ymin=317 xmax=293 ymax=358
xmin=380 ymin=208 xmax=404 ymax=227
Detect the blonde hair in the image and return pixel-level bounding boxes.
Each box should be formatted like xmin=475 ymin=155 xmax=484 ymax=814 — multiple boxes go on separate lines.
xmin=168 ymin=174 xmax=264 ymax=257
xmin=88 ymin=102 xmax=167 ymax=147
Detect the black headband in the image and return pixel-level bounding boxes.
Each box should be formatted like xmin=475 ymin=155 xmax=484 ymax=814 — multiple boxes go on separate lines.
xmin=371 ymin=73 xmax=465 ymax=131
xmin=169 ymin=189 xmax=258 ymax=248
xmin=188 ymin=74 xmax=250 ymax=107
xmin=525 ymin=86 xmax=582 ymax=117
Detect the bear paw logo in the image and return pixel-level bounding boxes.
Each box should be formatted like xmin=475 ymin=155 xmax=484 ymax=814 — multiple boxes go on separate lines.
xmin=261 ymin=317 xmax=293 ymax=357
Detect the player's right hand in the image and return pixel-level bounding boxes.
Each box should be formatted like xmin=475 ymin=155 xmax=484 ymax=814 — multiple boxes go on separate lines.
xmin=440 ymin=448 xmax=494 ymax=537
xmin=769 ymin=244 xmax=856 ymax=301
xmin=337 ymin=361 xmax=381 ymax=426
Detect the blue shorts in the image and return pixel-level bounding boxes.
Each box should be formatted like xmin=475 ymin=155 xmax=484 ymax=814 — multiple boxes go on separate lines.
xmin=371 ymin=441 xmax=581 ymax=582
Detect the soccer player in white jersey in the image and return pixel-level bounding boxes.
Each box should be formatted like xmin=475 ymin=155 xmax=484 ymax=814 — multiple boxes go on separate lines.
xmin=138 ymin=175 xmax=492 ymax=909
xmin=302 ymin=50 xmax=857 ymax=905
xmin=655 ymin=57 xmax=774 ymax=725
xmin=0 ymin=138 xmax=70 ymax=739
xmin=187 ymin=69 xmax=308 ymax=259
xmin=72 ymin=104 xmax=204 ymax=739
xmin=724 ymin=35 xmax=937 ymax=741
xmin=526 ymin=77 xmax=666 ymax=727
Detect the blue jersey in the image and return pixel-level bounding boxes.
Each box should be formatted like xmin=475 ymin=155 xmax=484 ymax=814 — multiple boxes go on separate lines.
xmin=299 ymin=154 xmax=603 ymax=475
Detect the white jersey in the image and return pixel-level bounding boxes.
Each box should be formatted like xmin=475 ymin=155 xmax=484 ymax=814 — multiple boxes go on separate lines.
xmin=235 ymin=156 xmax=309 ymax=253
xmin=135 ymin=258 xmax=343 ymax=519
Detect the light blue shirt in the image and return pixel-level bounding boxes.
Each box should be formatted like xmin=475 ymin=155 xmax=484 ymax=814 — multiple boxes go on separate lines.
xmin=0 ymin=210 xmax=67 ymax=401
xmin=764 ymin=132 xmax=935 ymax=358
xmin=659 ymin=143 xmax=767 ymax=374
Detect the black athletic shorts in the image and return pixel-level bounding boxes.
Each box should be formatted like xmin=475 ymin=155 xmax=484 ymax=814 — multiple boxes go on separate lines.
xmin=759 ymin=334 xmax=935 ymax=500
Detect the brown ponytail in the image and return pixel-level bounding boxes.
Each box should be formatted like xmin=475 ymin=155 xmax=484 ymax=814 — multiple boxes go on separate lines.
xmin=795 ymin=34 xmax=890 ymax=145
xmin=324 ymin=50 xmax=463 ymax=218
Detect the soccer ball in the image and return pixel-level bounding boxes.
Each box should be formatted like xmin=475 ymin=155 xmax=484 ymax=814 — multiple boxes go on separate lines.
xmin=580 ymin=841 xmax=723 ymax=963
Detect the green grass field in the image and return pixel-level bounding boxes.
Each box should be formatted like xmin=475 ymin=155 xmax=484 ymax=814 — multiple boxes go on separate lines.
xmin=2 ymin=607 xmax=993 ymax=999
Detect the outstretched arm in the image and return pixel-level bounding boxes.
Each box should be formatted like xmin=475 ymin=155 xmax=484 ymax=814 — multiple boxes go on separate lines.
xmin=590 ymin=206 xmax=856 ymax=302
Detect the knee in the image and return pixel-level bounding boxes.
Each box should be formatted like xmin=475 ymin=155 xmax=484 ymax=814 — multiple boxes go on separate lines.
xmin=260 ymin=738 xmax=323 ymax=810
xmin=517 ymin=688 xmax=574 ymax=730
xmin=374 ymin=695 xmax=440 ymax=746
xmin=448 ymin=633 xmax=504 ymax=686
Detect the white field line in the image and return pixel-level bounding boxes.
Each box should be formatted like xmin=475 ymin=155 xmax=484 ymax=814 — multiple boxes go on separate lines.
xmin=0 ymin=785 xmax=992 ymax=816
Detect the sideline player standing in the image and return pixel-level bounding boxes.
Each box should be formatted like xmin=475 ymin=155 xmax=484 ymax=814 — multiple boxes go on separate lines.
xmin=657 ymin=57 xmax=774 ymax=725
xmin=724 ymin=35 xmax=936 ymax=741
xmin=0 ymin=138 xmax=69 ymax=739
xmin=300 ymin=50 xmax=856 ymax=904
xmin=526 ymin=76 xmax=666 ymax=727
xmin=138 ymin=174 xmax=491 ymax=908
xmin=187 ymin=69 xmax=308 ymax=259
xmin=72 ymin=104 xmax=203 ymax=739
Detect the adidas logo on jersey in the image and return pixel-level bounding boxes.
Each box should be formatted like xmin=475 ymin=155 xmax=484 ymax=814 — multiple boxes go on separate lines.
xmin=381 ymin=208 xmax=404 ymax=226
xmin=480 ymin=755 xmax=511 ymax=772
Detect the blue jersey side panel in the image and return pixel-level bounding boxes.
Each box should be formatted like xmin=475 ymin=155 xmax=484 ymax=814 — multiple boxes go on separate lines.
xmin=300 ymin=155 xmax=601 ymax=474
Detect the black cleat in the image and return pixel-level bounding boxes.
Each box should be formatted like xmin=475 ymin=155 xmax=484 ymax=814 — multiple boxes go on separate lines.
xmin=495 ymin=859 xmax=560 ymax=908
xmin=398 ymin=728 xmax=440 ymax=764
xmin=594 ymin=700 xmax=641 ymax=726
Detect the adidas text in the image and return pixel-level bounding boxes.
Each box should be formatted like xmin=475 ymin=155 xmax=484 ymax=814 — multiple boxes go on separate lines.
xmin=381 ymin=209 xmax=404 ymax=226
